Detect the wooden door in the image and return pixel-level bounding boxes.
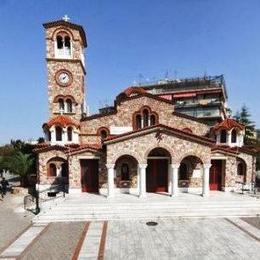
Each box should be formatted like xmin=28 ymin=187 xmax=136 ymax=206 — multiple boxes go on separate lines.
xmin=146 ymin=159 xmax=168 ymax=192
xmin=209 ymin=160 xmax=222 ymax=191
xmin=80 ymin=159 xmax=99 ymax=193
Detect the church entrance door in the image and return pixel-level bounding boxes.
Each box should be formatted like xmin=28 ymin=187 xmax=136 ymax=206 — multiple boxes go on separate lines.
xmin=80 ymin=159 xmax=99 ymax=193
xmin=146 ymin=159 xmax=168 ymax=192
xmin=209 ymin=160 xmax=222 ymax=191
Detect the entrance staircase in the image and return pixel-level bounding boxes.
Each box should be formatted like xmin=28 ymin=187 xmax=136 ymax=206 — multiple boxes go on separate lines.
xmin=33 ymin=192 xmax=260 ymax=224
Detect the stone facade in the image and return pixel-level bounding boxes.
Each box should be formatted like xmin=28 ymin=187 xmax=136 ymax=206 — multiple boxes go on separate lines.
xmin=80 ymin=95 xmax=210 ymax=143
xmin=36 ymin=19 xmax=257 ymax=197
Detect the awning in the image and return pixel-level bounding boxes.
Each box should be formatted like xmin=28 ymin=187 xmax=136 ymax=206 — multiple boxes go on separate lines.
xmin=158 ymin=94 xmax=173 ymax=100
xmin=173 ymin=93 xmax=197 ymax=98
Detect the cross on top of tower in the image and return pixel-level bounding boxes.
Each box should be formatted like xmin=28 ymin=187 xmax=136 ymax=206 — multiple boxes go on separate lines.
xmin=62 ymin=14 xmax=70 ymax=22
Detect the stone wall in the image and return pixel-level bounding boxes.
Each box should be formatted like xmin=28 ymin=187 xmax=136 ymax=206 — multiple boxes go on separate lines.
xmin=106 ymin=131 xmax=212 ymax=165
xmin=38 ymin=149 xmax=67 ymax=185
xmin=80 ymin=95 xmax=210 ymax=143
xmin=47 ymin=60 xmax=84 ymax=121
xmin=69 ymin=150 xmax=107 ymax=189
xmin=115 ymin=156 xmax=138 ymax=189
xmin=225 ymin=152 xmax=254 ymax=188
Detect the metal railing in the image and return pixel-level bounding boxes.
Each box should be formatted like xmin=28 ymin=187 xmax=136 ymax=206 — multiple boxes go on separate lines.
xmin=24 ymin=184 xmax=67 ymax=214
xmin=235 ymin=181 xmax=259 ymax=195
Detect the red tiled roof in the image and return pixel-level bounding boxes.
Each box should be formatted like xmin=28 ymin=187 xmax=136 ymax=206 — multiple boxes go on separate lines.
xmin=211 ymin=145 xmax=258 ymax=156
xmin=33 ymin=144 xmax=68 ymax=154
xmin=123 ymin=87 xmax=146 ymax=97
xmin=213 ymin=118 xmax=245 ymax=131
xmin=65 ymin=144 xmax=102 ymax=155
xmin=211 ymin=145 xmax=238 ymax=155
xmin=44 ymin=115 xmax=80 ymax=128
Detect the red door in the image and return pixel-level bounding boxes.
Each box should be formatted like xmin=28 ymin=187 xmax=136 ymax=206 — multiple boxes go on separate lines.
xmin=80 ymin=159 xmax=99 ymax=193
xmin=146 ymin=159 xmax=168 ymax=192
xmin=210 ymin=160 xmax=222 ymax=191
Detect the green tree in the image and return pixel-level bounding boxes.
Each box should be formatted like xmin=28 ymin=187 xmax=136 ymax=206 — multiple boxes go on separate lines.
xmin=4 ymin=152 xmax=35 ymax=187
xmin=235 ymin=105 xmax=256 ymax=145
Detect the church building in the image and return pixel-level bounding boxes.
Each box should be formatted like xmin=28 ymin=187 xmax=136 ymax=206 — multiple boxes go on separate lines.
xmin=34 ymin=18 xmax=257 ymax=198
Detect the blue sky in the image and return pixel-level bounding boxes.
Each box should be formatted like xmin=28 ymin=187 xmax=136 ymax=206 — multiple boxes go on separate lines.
xmin=0 ymin=0 xmax=259 ymax=144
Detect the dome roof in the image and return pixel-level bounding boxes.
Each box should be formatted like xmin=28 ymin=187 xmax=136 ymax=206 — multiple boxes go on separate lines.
xmin=122 ymin=86 xmax=146 ymax=97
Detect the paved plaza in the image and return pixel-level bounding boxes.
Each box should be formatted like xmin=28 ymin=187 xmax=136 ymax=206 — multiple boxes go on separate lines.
xmin=0 ymin=217 xmax=260 ymax=259
xmin=1 ymin=193 xmax=260 ymax=259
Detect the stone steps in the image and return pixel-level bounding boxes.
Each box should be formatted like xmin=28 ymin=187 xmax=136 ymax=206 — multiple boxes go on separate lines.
xmin=34 ymin=210 xmax=260 ymax=223
xmin=33 ymin=193 xmax=260 ymax=223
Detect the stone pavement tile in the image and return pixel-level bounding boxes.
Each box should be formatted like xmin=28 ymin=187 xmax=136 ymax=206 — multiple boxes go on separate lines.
xmin=78 ymin=221 xmax=103 ymax=259
xmin=241 ymin=217 xmax=260 ymax=231
xmin=20 ymin=222 xmax=85 ymax=260
xmin=105 ymin=218 xmax=260 ymax=259
xmin=0 ymin=194 xmax=33 ymax=253
xmin=0 ymin=225 xmax=47 ymax=258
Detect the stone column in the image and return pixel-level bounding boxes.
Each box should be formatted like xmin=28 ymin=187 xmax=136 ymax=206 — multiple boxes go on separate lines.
xmin=202 ymin=164 xmax=211 ymax=197
xmin=56 ymin=165 xmax=62 ymax=177
xmin=139 ymin=164 xmax=147 ymax=198
xmin=168 ymin=163 xmax=172 ymax=193
xmin=62 ymin=128 xmax=67 ymax=143
xmin=171 ymin=164 xmax=180 ymax=196
xmin=227 ymin=130 xmax=232 ymax=145
xmin=216 ymin=132 xmax=220 ymax=144
xmin=141 ymin=117 xmax=144 ymax=128
xmin=106 ymin=164 xmax=115 ymax=198
xmin=50 ymin=130 xmax=55 ymax=143
xmin=238 ymin=131 xmax=244 ymax=147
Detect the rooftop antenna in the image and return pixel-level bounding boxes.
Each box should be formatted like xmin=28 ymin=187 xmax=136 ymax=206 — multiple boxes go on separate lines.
xmin=164 ymin=70 xmax=169 ymax=81
xmin=174 ymin=69 xmax=178 ymax=79
xmin=133 ymin=80 xmax=137 ymax=86
xmin=138 ymin=73 xmax=144 ymax=85
xmin=203 ymin=70 xmax=208 ymax=78
xmin=62 ymin=14 xmax=71 ymax=22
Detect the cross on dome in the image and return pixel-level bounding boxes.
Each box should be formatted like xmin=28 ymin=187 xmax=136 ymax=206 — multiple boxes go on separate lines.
xmin=62 ymin=14 xmax=70 ymax=22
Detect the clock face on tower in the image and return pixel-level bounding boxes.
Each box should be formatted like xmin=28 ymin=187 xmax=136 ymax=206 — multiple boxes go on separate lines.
xmin=55 ymin=70 xmax=73 ymax=86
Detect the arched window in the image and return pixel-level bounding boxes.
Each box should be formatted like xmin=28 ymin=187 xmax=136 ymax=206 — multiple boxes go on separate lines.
xmin=64 ymin=36 xmax=71 ymax=49
xmin=220 ymin=130 xmax=227 ymax=143
xmin=67 ymin=127 xmax=73 ymax=141
xmin=56 ymin=126 xmax=62 ymax=141
xmin=56 ymin=36 xmax=63 ymax=49
xmin=58 ymin=99 xmax=64 ymax=113
xmin=49 ymin=163 xmax=56 ymax=177
xmin=136 ymin=114 xmax=142 ymax=129
xmin=133 ymin=107 xmax=158 ymax=130
xmin=55 ymin=33 xmax=72 ymax=58
xmin=150 ymin=114 xmax=156 ymax=126
xmin=237 ymin=163 xmax=243 ymax=176
xmin=98 ymin=127 xmax=109 ymax=141
xmin=66 ymin=99 xmax=72 ymax=113
xmin=48 ymin=130 xmax=51 ymax=141
xmin=100 ymin=130 xmax=108 ymax=140
xmin=143 ymin=109 xmax=149 ymax=127
xmin=179 ymin=163 xmax=188 ymax=180
xmin=231 ymin=129 xmax=237 ymax=143
xmin=121 ymin=163 xmax=130 ymax=181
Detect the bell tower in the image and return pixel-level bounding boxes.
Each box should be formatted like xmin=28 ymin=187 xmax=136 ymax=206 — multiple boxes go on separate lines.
xmin=42 ymin=16 xmax=87 ymax=145
xmin=43 ymin=16 xmax=87 ymax=121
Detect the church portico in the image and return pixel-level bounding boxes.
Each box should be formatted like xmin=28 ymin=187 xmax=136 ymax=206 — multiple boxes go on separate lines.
xmin=104 ymin=125 xmax=213 ymax=197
